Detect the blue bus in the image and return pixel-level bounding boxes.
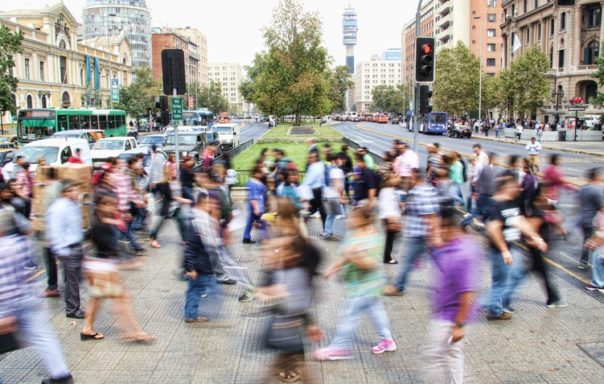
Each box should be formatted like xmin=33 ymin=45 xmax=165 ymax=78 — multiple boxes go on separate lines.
xmin=419 ymin=112 xmax=448 ymax=134
xmin=182 ymin=109 xmax=215 ymax=128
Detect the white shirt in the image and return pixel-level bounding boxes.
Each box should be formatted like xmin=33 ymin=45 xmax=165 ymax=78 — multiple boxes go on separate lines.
xmin=525 ymin=141 xmax=542 ymax=155
xmin=394 ymin=150 xmax=420 ymax=178
xmin=378 ymin=187 xmax=401 ymax=219
xmin=323 ymin=167 xmax=344 ymax=199
xmin=473 ymin=151 xmax=490 ymax=183
xmin=515 ymin=125 xmax=524 ymax=134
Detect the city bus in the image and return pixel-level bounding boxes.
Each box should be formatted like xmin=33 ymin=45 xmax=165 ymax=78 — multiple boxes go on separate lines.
xmin=17 ymin=108 xmax=127 ymax=143
xmin=418 ymin=112 xmax=448 ymax=135
xmin=182 ymin=109 xmax=215 ymax=128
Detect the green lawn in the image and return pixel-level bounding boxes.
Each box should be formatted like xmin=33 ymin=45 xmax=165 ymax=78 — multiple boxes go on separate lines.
xmin=233 ymin=141 xmax=327 ymax=171
xmin=260 ymin=122 xmax=343 ymax=139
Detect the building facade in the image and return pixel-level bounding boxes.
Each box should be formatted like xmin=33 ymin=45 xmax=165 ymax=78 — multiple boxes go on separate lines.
xmin=151 ymin=29 xmax=199 ymax=85
xmin=208 ymin=63 xmax=244 ymax=115
xmin=401 ymin=0 xmax=504 ymax=83
xmin=353 ymin=56 xmax=402 ymax=113
xmin=0 ymin=3 xmax=132 ymax=125
xmin=501 ymin=0 xmax=603 ymax=121
xmin=170 ymin=27 xmax=208 ymax=86
xmin=82 ymin=0 xmax=151 ymax=69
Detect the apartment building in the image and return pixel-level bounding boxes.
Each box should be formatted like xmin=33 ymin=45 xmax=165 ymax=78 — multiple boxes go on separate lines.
xmin=208 ymin=63 xmax=244 ymax=115
xmin=353 ymin=55 xmax=402 ymax=113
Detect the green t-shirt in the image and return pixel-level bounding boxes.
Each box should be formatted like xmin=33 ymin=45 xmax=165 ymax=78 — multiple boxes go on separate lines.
xmin=340 ymin=229 xmax=385 ymax=298
xmin=449 ymin=160 xmax=464 ymax=185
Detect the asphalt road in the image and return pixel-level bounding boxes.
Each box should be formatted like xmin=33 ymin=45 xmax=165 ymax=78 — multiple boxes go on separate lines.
xmin=332 ymin=121 xmax=598 ymax=295
xmin=238 ymin=120 xmax=270 ymax=143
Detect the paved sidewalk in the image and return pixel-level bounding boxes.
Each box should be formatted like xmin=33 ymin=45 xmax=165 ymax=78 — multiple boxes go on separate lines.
xmin=472 ymin=131 xmax=604 ymax=157
xmin=1 ymin=215 xmax=603 ymax=383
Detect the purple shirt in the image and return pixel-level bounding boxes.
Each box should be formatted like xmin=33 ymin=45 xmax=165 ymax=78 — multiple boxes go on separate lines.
xmin=431 ymin=236 xmax=482 ymax=322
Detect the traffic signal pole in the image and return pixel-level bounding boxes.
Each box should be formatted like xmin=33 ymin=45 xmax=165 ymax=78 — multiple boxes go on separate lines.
xmin=413 ymin=0 xmax=423 ymax=152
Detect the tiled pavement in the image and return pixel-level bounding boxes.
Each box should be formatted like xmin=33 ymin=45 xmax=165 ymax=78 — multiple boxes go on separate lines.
xmin=1 ymin=213 xmax=604 ymax=384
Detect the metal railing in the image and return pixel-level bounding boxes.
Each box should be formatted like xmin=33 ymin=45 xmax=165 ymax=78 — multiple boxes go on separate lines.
xmin=192 ymin=138 xmax=255 ymax=172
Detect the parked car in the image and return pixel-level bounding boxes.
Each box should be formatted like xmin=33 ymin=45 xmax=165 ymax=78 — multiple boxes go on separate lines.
xmin=448 ymin=124 xmax=472 ymax=138
xmin=138 ymin=134 xmax=166 ymax=150
xmin=3 ymin=138 xmax=91 ymax=178
xmin=91 ymin=137 xmax=138 ymax=168
xmin=52 ymin=129 xmax=105 ymax=148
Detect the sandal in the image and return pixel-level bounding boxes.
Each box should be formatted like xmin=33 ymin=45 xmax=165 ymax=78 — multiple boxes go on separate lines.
xmin=80 ymin=331 xmax=104 ymax=341
xmin=278 ymin=368 xmax=302 ymax=383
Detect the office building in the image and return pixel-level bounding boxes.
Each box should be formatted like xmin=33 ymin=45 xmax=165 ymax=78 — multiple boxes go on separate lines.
xmin=208 ymin=63 xmax=244 ymax=115
xmin=353 ymin=56 xmax=402 ymax=113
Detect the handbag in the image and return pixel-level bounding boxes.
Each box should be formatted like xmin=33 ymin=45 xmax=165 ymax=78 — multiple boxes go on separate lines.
xmin=386 ymin=218 xmax=402 ymax=233
xmin=83 ymin=257 xmax=124 ymax=298
xmin=265 ymin=314 xmax=305 ymax=353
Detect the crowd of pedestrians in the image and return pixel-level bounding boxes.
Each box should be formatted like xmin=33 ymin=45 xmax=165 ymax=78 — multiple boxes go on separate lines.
xmin=0 ymin=125 xmax=603 ymax=384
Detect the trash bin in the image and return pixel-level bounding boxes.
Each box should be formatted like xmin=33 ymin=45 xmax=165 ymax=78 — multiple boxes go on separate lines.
xmin=558 ymin=130 xmax=566 ymax=141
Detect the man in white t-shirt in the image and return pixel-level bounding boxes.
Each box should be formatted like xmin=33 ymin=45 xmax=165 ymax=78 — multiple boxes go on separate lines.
xmin=515 ymin=123 xmax=524 ymax=142
xmin=393 ymin=142 xmax=420 ymax=190
xmin=322 ymin=153 xmax=345 ymax=239
xmin=525 ymin=137 xmax=542 ymax=171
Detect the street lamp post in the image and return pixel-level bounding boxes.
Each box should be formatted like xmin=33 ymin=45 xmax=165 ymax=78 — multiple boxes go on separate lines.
xmin=551 ymin=85 xmax=564 ymax=130
xmin=473 ymin=16 xmax=483 ymax=122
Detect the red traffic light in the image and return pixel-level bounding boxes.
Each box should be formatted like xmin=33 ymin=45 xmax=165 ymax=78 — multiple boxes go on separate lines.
xmin=421 ymin=43 xmax=433 ymax=55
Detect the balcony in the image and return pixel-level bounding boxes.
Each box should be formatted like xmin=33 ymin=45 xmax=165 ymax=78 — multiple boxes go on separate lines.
xmin=578 ymin=64 xmax=597 ymax=71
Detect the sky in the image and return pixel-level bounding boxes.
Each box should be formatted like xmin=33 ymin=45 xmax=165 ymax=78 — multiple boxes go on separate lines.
xmin=2 ymin=0 xmax=421 ymax=67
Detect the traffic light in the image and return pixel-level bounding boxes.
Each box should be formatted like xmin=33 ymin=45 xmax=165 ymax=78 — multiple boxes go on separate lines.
xmin=555 ymin=0 xmax=575 ymax=6
xmin=419 ymin=85 xmax=433 ymax=115
xmin=415 ymin=37 xmax=435 ymax=82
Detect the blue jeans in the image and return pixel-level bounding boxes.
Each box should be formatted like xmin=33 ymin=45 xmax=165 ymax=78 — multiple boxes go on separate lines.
xmin=4 ymin=297 xmax=71 ymax=380
xmin=592 ymin=247 xmax=604 ymax=288
xmin=243 ymin=209 xmax=266 ymax=241
xmin=323 ymin=198 xmax=342 ymax=236
xmin=461 ymin=193 xmax=492 ymax=226
xmin=485 ymin=247 xmax=520 ymax=316
xmin=448 ymin=183 xmax=465 ymax=209
xmin=394 ymin=236 xmax=428 ymax=292
xmin=184 ymin=273 xmax=223 ymax=321
xmin=329 ymin=296 xmax=392 ymax=349
xmin=502 ymin=248 xmax=531 ymax=309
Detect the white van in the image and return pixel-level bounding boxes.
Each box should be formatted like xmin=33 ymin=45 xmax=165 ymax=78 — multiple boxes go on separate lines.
xmin=211 ymin=123 xmax=240 ymax=149
xmin=2 ymin=138 xmax=91 ymax=177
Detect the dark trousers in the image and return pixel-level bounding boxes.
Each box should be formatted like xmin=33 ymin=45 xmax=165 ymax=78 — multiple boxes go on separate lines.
xmin=384 ymin=229 xmax=398 ymax=263
xmin=581 ymin=226 xmax=594 ymax=264
xmin=44 ymin=247 xmax=58 ymax=290
xmin=529 ymin=247 xmax=560 ymax=304
xmin=61 ymin=245 xmax=84 ymax=315
xmin=309 ymin=188 xmax=326 ymax=230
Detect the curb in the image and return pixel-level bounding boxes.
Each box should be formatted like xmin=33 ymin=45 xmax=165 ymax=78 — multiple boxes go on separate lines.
xmin=472 ymin=134 xmax=604 ymax=158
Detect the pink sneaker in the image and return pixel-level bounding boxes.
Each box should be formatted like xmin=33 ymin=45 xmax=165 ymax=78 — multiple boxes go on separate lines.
xmin=314 ymin=346 xmax=354 ymax=361
xmin=371 ymin=339 xmax=397 ymax=354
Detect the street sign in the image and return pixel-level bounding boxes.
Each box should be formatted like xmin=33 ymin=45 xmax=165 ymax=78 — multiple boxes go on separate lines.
xmin=110 ymin=79 xmax=120 ymax=103
xmin=568 ymin=105 xmax=587 ymax=112
xmin=172 ymin=97 xmax=183 ymax=121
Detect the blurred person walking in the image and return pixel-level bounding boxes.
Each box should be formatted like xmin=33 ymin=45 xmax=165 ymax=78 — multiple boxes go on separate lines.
xmin=0 ymin=225 xmax=74 ymax=384
xmin=379 ymin=174 xmax=401 ymax=264
xmin=302 ymin=151 xmax=326 ymax=228
xmin=45 ymin=180 xmax=86 ymax=319
xmin=242 ymin=166 xmax=268 ymax=244
xmin=322 ymin=153 xmax=345 ymax=239
xmin=315 ymin=206 xmax=397 ymax=360
xmin=81 ymin=194 xmax=154 ymax=343
xmin=424 ymin=200 xmax=481 ymax=384
xmin=578 ymin=168 xmax=604 ymax=269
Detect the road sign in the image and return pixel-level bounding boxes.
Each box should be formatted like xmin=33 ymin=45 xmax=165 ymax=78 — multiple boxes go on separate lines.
xmin=110 ymin=79 xmax=120 ymax=103
xmin=172 ymin=97 xmax=183 ymax=121
xmin=568 ymin=105 xmax=587 ymax=112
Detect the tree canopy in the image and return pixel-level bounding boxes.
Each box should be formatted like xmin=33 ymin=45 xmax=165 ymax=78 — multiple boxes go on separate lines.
xmin=371 ymin=84 xmax=409 ymax=115
xmin=0 ymin=25 xmax=23 ymax=118
xmin=114 ymin=67 xmax=160 ymax=118
xmin=188 ymin=80 xmax=229 ymax=114
xmin=240 ymin=0 xmax=332 ymax=125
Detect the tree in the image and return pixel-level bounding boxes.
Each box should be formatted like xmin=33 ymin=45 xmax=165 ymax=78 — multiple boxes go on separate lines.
xmin=114 ymin=67 xmax=160 ymax=118
xmin=325 ymin=65 xmax=352 ymax=113
xmin=508 ymin=48 xmax=550 ymax=118
xmin=371 ymin=85 xmax=406 ymax=115
xmin=433 ymin=42 xmax=480 ymax=117
xmin=241 ymin=0 xmax=331 ymax=125
xmin=0 ymin=25 xmax=23 ymax=130
xmin=188 ymin=80 xmax=229 ymax=113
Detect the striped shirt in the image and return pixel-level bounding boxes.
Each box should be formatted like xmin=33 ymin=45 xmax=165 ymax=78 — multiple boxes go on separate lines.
xmin=0 ymin=235 xmax=34 ymax=318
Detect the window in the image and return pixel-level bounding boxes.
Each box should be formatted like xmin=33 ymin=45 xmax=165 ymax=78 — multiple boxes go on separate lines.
xmin=526 ymin=28 xmax=530 ymax=43
xmin=487 ymin=44 xmax=496 ymax=52
xmin=24 ymin=58 xmax=30 ymax=80
xmin=60 ymin=147 xmax=72 ymax=164
xmin=523 ymin=0 xmax=528 ymax=13
xmin=560 ymin=12 xmax=566 ymax=31
xmin=584 ymin=41 xmax=600 ymax=65
xmin=487 ymin=29 xmax=496 ymax=37
xmin=558 ymin=49 xmax=565 ymax=68
xmin=550 ymin=18 xmax=555 ymax=34
xmin=26 ymin=95 xmax=33 ymax=109
xmin=488 ymin=13 xmax=496 ymax=22
xmin=488 ymin=0 xmax=496 ymax=7
xmin=537 ymin=23 xmax=542 ymax=40
xmin=39 ymin=61 xmax=45 ymax=81
xmin=535 ymin=0 xmax=539 ymax=9
xmin=584 ymin=6 xmax=602 ymax=28
xmin=59 ymin=56 xmax=67 ymax=84
xmin=486 ymin=58 xmax=496 ymax=67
